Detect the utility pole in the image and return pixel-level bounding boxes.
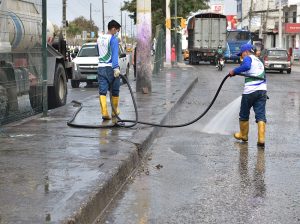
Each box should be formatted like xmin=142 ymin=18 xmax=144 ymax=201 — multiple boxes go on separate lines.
xmin=261 ymin=0 xmax=270 ymax=47
xmin=136 ymin=0 xmax=152 ymax=93
xmin=249 ymin=0 xmax=253 ymax=31
xmin=90 ymin=3 xmax=92 ymax=34
xmin=62 ymin=0 xmax=67 ymax=39
xmin=279 ymin=0 xmax=282 ymax=48
xmin=174 ymin=0 xmax=178 ymax=64
xmin=121 ymin=4 xmax=123 ymax=41
xmin=131 ymin=18 xmax=133 ymax=45
xmin=166 ymin=0 xmax=171 ymax=64
xmin=102 ymin=0 xmax=105 ymax=32
xmin=125 ymin=13 xmax=127 ymax=45
xmin=42 ymin=0 xmax=48 ymax=116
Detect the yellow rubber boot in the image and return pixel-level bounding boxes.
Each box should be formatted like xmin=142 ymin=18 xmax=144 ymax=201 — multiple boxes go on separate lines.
xmin=257 ymin=121 xmax=266 ymax=147
xmin=111 ymin=96 xmax=120 ymax=117
xmin=234 ymin=121 xmax=249 ymax=142
xmin=99 ymin=95 xmax=111 ymax=120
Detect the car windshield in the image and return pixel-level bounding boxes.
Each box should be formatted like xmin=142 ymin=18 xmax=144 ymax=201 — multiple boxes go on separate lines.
xmin=268 ymin=50 xmax=288 ymax=57
xmin=293 ymin=48 xmax=300 ymax=54
xmin=227 ymin=31 xmax=250 ymax=41
xmin=77 ymin=45 xmax=99 ymax=57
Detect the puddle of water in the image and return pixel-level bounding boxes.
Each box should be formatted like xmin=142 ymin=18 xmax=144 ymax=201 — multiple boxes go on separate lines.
xmin=202 ymin=96 xmax=241 ymax=135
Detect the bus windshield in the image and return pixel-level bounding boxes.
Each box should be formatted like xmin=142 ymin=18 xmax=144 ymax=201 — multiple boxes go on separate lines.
xmin=227 ymin=31 xmax=250 ymax=41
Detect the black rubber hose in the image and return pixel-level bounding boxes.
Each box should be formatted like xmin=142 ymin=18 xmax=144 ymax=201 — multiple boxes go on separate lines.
xmin=67 ymin=75 xmax=138 ymax=129
xmin=116 ymin=74 xmax=231 ymax=128
xmin=67 ymin=74 xmax=231 ymax=128
xmin=67 ymin=100 xmax=119 ymax=128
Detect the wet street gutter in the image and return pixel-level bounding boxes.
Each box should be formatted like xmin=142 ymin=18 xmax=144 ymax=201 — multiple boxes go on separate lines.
xmin=0 ymin=65 xmax=198 ymax=223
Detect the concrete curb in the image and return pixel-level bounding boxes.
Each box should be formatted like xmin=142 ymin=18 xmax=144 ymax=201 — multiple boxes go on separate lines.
xmin=64 ymin=74 xmax=199 ymax=224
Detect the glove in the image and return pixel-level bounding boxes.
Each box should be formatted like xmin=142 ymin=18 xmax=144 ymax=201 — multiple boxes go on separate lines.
xmin=229 ymin=70 xmax=235 ymax=77
xmin=113 ymin=68 xmax=120 ymax=78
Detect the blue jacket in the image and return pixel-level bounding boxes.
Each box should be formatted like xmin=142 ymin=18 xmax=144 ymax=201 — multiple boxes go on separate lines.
xmin=110 ymin=35 xmax=119 ymax=69
xmin=233 ymin=56 xmax=252 ymax=74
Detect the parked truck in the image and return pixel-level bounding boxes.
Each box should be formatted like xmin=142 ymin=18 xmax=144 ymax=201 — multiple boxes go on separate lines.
xmin=187 ymin=13 xmax=227 ymax=65
xmin=0 ymin=0 xmax=72 ymax=123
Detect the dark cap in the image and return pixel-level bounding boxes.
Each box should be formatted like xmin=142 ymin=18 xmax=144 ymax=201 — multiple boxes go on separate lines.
xmin=237 ymin=44 xmax=253 ymax=56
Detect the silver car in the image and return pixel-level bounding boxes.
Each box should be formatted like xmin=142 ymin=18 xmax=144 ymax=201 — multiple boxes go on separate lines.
xmin=261 ymin=48 xmax=291 ymax=74
xmin=293 ymin=48 xmax=300 ymax=61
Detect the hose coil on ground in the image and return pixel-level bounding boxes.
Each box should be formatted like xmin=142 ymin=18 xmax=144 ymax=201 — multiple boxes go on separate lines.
xmin=67 ymin=74 xmax=231 ymax=128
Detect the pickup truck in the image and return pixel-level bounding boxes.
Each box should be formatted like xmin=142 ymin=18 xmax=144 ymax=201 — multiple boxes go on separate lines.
xmin=71 ymin=42 xmax=130 ymax=88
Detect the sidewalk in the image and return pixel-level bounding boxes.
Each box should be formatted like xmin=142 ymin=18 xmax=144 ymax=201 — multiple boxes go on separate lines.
xmin=0 ymin=66 xmax=197 ymax=223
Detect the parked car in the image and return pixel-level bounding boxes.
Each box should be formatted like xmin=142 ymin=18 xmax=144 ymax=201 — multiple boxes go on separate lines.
xmin=293 ymin=48 xmax=300 ymax=61
xmin=260 ymin=48 xmax=291 ymax=74
xmin=71 ymin=42 xmax=130 ymax=88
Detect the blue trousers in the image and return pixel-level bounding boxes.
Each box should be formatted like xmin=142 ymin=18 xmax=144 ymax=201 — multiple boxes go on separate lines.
xmin=98 ymin=67 xmax=120 ymax=96
xmin=239 ymin=90 xmax=267 ymax=123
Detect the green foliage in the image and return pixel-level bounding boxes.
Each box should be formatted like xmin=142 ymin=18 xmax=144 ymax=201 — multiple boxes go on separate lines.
xmin=66 ymin=16 xmax=99 ymax=38
xmin=121 ymin=0 xmax=209 ymax=33
xmin=170 ymin=0 xmax=209 ymax=17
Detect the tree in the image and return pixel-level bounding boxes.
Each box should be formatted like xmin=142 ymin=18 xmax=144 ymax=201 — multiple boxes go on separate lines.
xmin=122 ymin=0 xmax=209 ymax=34
xmin=53 ymin=24 xmax=60 ymax=36
xmin=66 ymin=16 xmax=99 ymax=38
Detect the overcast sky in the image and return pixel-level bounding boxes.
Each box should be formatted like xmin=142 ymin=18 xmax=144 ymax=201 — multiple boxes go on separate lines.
xmin=47 ymin=0 xmax=134 ymax=33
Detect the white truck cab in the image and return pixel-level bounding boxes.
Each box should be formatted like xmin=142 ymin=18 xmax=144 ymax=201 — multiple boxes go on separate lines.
xmin=71 ymin=42 xmax=130 ymax=88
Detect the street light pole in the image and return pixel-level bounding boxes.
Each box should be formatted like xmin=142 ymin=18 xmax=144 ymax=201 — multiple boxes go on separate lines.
xmin=102 ymin=0 xmax=105 ymax=32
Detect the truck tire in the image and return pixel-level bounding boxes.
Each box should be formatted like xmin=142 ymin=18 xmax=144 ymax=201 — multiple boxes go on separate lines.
xmin=48 ymin=63 xmax=67 ymax=109
xmin=287 ymin=69 xmax=291 ymax=74
xmin=0 ymin=85 xmax=8 ymax=120
xmin=71 ymin=80 xmax=80 ymax=88
xmin=29 ymin=85 xmax=43 ymax=112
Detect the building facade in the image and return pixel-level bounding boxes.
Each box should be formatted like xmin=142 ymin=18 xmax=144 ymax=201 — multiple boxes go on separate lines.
xmin=237 ymin=0 xmax=300 ymax=50
xmin=282 ymin=1 xmax=300 ymax=49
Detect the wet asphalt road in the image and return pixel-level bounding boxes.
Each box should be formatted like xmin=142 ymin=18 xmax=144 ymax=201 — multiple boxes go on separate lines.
xmin=100 ymin=63 xmax=300 ymax=223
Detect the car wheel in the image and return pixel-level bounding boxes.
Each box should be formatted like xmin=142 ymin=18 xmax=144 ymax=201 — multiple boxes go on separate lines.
xmin=287 ymin=69 xmax=291 ymax=74
xmin=280 ymin=70 xmax=283 ymax=74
